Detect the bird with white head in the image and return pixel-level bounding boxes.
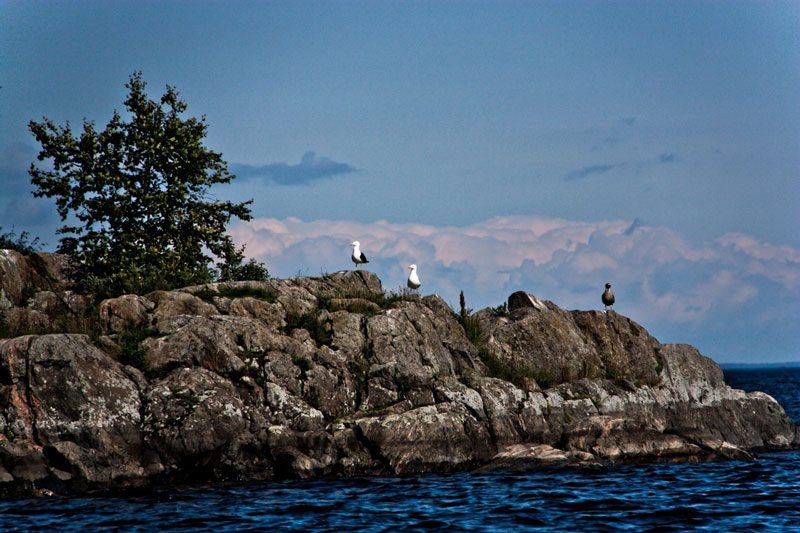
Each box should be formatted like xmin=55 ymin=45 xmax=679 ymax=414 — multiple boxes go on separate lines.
xmin=407 ymin=264 xmax=421 ymax=290
xmin=349 ymin=241 xmax=369 ymax=269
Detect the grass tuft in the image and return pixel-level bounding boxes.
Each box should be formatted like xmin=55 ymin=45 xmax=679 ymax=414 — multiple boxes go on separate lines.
xmin=117 ymin=327 xmax=161 ymax=373
xmin=283 ymin=312 xmax=332 ymax=347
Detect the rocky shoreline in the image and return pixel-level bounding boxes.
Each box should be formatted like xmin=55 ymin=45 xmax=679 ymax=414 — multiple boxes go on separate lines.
xmin=1 ymin=249 xmax=798 ymax=498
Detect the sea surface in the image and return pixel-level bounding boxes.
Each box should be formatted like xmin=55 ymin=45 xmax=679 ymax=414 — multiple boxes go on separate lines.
xmin=1 ymin=367 xmax=799 ymax=532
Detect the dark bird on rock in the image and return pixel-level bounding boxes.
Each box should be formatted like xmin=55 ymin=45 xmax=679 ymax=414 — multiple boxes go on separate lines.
xmin=602 ymin=283 xmax=615 ymax=311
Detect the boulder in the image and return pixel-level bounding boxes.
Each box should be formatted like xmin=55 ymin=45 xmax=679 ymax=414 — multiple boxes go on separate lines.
xmin=480 ymin=291 xmax=662 ymax=388
xmin=0 ymin=251 xmax=72 ymax=309
xmin=143 ymin=367 xmax=271 ymax=482
xmin=99 ymin=294 xmax=156 ymax=332
xmin=0 ymin=250 xmax=27 ymax=309
xmin=0 ymin=334 xmax=144 ymax=485
xmin=0 ymin=265 xmax=796 ymax=497
xmin=143 ymin=315 xmax=271 ymax=376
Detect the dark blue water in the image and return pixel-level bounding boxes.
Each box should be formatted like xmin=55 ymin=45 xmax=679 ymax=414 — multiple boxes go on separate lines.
xmin=2 ymin=368 xmax=799 ymax=532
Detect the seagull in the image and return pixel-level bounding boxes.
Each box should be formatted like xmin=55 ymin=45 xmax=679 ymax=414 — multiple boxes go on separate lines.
xmin=602 ymin=282 xmax=615 ymax=311
xmin=349 ymin=241 xmax=369 ymax=269
xmin=407 ymin=264 xmax=421 ymax=290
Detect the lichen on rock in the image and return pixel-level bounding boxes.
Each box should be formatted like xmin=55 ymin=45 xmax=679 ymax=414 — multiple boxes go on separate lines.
xmin=0 ymin=254 xmax=797 ymax=497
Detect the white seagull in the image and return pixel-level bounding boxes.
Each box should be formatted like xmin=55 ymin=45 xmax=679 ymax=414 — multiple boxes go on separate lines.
xmin=349 ymin=241 xmax=369 ymax=269
xmin=407 ymin=264 xmax=421 ymax=290
xmin=602 ymin=282 xmax=615 ymax=311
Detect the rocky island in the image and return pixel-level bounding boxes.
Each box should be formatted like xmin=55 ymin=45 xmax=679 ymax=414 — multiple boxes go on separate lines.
xmin=1 ymin=249 xmax=798 ymax=498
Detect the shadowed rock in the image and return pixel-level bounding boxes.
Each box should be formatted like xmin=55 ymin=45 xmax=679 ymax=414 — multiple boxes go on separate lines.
xmin=0 ymin=254 xmax=797 ymax=497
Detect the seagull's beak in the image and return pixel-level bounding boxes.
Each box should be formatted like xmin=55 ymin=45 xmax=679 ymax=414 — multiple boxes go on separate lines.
xmin=349 ymin=242 xmax=355 ymax=247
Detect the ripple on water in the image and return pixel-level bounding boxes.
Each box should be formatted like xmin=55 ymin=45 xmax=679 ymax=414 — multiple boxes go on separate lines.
xmin=2 ymin=452 xmax=800 ymax=532
xmin=2 ymin=368 xmax=800 ymax=531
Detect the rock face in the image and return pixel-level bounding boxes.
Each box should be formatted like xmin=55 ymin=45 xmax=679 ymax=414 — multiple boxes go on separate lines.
xmin=0 ymin=252 xmax=798 ymax=497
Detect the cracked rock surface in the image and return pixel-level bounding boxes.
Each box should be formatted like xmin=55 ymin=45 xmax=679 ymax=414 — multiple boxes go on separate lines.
xmin=1 ymin=254 xmax=798 ymax=497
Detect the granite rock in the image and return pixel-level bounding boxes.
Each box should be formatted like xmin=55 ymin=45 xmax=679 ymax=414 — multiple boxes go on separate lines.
xmin=0 ymin=257 xmax=797 ymax=497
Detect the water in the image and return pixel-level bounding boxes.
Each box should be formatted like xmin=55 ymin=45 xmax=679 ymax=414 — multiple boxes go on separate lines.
xmin=2 ymin=368 xmax=799 ymax=532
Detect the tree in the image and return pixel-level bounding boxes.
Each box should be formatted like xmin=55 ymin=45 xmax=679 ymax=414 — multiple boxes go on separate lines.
xmin=29 ymin=72 xmax=267 ymax=297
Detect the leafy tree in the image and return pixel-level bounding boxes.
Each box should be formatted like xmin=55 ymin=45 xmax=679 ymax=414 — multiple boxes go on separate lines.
xmin=28 ymin=72 xmax=267 ymax=297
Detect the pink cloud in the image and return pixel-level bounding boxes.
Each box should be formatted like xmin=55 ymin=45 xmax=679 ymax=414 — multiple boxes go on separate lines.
xmin=229 ymin=215 xmax=799 ymax=329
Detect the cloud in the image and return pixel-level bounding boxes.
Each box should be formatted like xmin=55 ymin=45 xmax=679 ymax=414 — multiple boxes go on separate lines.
xmin=636 ymin=152 xmax=677 ymax=171
xmin=229 ymin=215 xmax=800 ymax=362
xmin=576 ymin=117 xmax=676 ymax=178
xmin=566 ymin=152 xmax=677 ymax=181
xmin=231 ymin=151 xmax=358 ymax=185
xmin=564 ymin=163 xmax=624 ymax=181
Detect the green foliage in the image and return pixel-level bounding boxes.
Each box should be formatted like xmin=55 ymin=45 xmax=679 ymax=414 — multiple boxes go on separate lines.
xmin=477 ymin=346 xmax=560 ymax=391
xmin=218 ymin=258 xmax=270 ymax=283
xmin=28 ymin=71 xmax=266 ymax=298
xmin=292 ymin=356 xmax=313 ymax=373
xmin=462 ymin=315 xmax=484 ymax=346
xmin=116 ymin=326 xmax=165 ymax=374
xmin=477 ymin=347 xmax=515 ymax=383
xmin=322 ymin=297 xmax=380 ymax=317
xmin=455 ymin=297 xmax=571 ymax=391
xmin=316 ymin=287 xmax=416 ymax=316
xmin=455 ymin=291 xmax=486 ymax=346
xmin=348 ymin=355 xmax=370 ymax=398
xmin=492 ymin=302 xmax=509 ymax=317
xmin=0 ymin=302 xmax=101 ymax=340
xmin=20 ymin=286 xmax=36 ymax=306
xmin=53 ymin=306 xmax=103 ymax=339
xmin=359 ymin=288 xmax=416 ymax=309
xmin=220 ymin=285 xmax=276 ymax=301
xmin=283 ymin=312 xmax=332 ymax=347
xmin=195 ymin=285 xmax=277 ymax=304
xmin=117 ymin=328 xmax=157 ymax=373
xmin=527 ymin=368 xmax=559 ymax=390
xmin=0 ymin=227 xmax=44 ymax=255
xmin=193 ymin=289 xmax=219 ymax=303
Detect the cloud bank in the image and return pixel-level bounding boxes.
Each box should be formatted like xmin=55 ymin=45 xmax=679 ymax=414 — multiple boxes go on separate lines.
xmin=232 ymin=152 xmax=358 ymax=185
xmin=230 ymin=215 xmax=800 ymax=363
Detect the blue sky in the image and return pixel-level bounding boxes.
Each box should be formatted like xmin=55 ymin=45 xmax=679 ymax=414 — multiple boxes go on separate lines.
xmin=1 ymin=1 xmax=798 ymax=364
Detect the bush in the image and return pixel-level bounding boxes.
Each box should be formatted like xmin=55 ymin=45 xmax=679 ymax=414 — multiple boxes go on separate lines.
xmin=0 ymin=227 xmax=44 ymax=255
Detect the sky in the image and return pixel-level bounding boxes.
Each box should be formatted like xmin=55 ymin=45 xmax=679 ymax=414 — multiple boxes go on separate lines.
xmin=1 ymin=0 xmax=798 ymax=364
